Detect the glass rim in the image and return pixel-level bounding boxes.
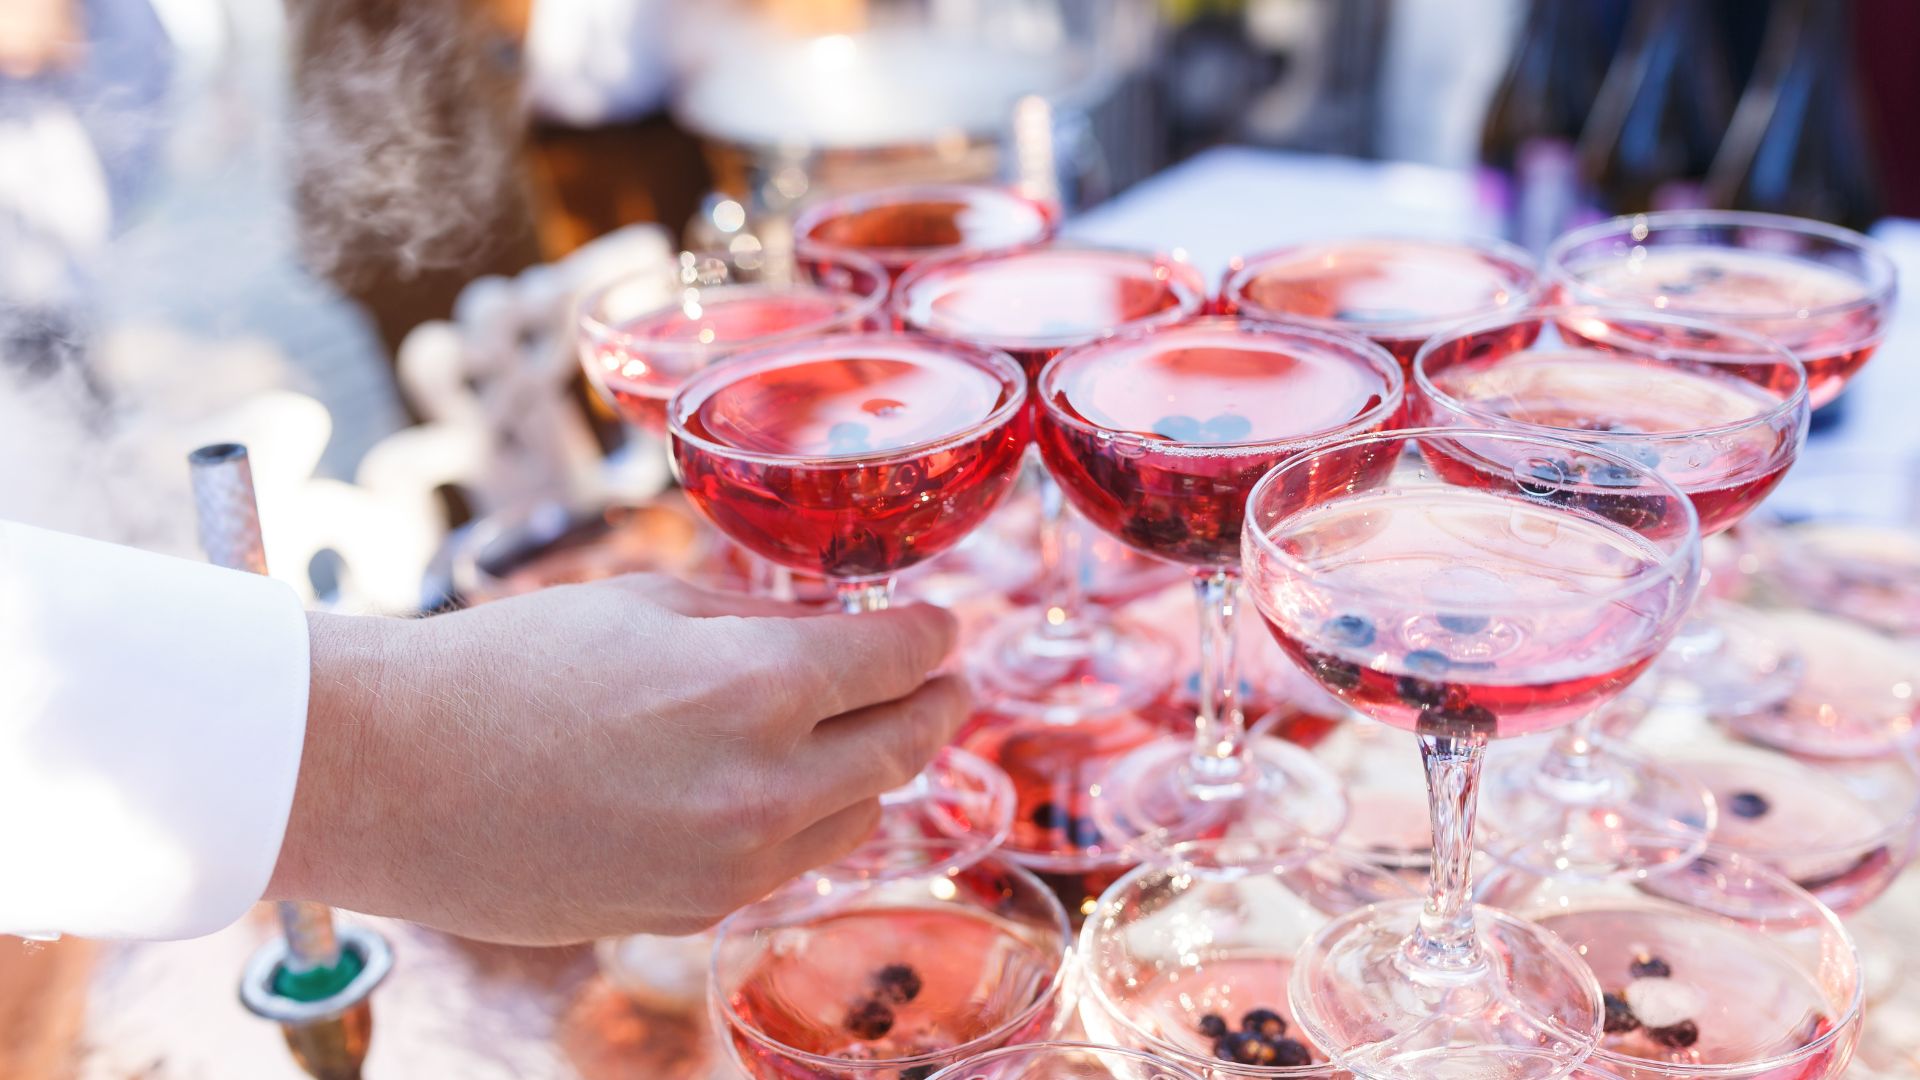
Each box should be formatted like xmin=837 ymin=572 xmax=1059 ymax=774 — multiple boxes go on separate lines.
xmin=926 ymin=1041 xmax=1207 ymax=1080
xmin=792 ymin=182 xmax=1057 ymax=267
xmin=1411 ymin=303 xmax=1811 ymax=444
xmin=891 ymin=243 xmax=1210 ymax=352
xmin=1220 ymin=234 xmax=1547 ymax=340
xmin=1545 ymin=209 xmax=1899 ymax=327
xmin=1076 ymin=840 xmax=1408 ymax=1078
xmin=1035 ymin=316 xmax=1406 ymax=455
xmin=709 ymin=859 xmax=1075 ymax=1073
xmin=1582 ymin=851 xmax=1865 ymax=1076
xmin=666 ymin=331 xmax=1029 ymax=468
xmin=576 ymin=247 xmax=891 ymax=359
xmin=1242 ymin=425 xmax=1704 ymax=614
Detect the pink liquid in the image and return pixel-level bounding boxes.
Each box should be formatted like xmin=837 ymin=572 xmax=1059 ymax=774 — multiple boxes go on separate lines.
xmin=798 ymin=186 xmax=1056 ymax=276
xmin=1038 ymin=324 xmax=1398 ymax=567
xmin=673 ymin=342 xmax=1024 ymax=580
xmin=1540 ymin=908 xmax=1840 ymax=1076
xmin=723 ymin=904 xmax=1059 ymax=1078
xmin=1223 ymin=239 xmax=1538 ymax=369
xmin=1105 ymin=955 xmax=1328 ymax=1069
xmin=1252 ymin=487 xmax=1682 ymax=738
xmin=1422 ymin=347 xmax=1798 ymax=535
xmin=899 ymin=248 xmax=1205 ymax=378
xmin=583 ymin=288 xmax=862 ymax=430
xmin=1566 ymin=248 xmax=1883 ymax=408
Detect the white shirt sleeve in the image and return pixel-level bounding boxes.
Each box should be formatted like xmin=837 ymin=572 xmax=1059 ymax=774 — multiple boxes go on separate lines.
xmin=0 ymin=520 xmax=310 ymax=940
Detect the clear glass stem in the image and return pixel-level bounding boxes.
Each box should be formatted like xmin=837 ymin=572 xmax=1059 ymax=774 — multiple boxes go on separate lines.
xmin=1188 ymin=569 xmax=1249 ymax=791
xmin=837 ymin=578 xmax=895 ymax=614
xmin=1409 ymin=732 xmax=1487 ymax=975
xmin=1536 ymin=712 xmax=1612 ymax=802
xmin=1032 ymin=469 xmax=1091 ymax=644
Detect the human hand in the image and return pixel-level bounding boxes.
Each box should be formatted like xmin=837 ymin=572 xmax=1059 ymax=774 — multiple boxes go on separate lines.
xmin=271 ymin=576 xmax=968 ymax=944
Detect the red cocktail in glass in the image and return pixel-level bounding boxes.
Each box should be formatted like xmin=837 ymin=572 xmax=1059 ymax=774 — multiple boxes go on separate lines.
xmin=1034 ymin=318 xmax=1405 ymax=854
xmin=669 ymin=333 xmax=1029 ymax=877
xmin=894 ymin=246 xmax=1207 ymax=885
xmin=579 ymin=250 xmax=888 ymax=431
xmin=794 ymin=183 xmax=1057 ymax=282
xmin=1219 ymin=237 xmax=1544 ymax=371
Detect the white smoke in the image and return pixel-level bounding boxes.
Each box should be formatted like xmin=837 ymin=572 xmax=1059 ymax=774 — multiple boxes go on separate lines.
xmin=282 ymin=0 xmax=528 ymax=287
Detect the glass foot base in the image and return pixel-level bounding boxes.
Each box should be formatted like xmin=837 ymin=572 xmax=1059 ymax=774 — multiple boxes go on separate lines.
xmin=968 ymin=614 xmax=1179 ymax=722
xmin=1718 ymin=609 xmax=1920 ymax=757
xmin=1289 ymin=900 xmax=1601 ymax=1080
xmin=960 ymin=706 xmax=1165 ymax=873
xmin=828 ymin=747 xmax=1015 ymax=881
xmin=1089 ymin=735 xmax=1349 ymax=859
xmin=1482 ymin=737 xmax=1715 ymax=879
xmin=1644 ymin=605 xmax=1803 ymax=716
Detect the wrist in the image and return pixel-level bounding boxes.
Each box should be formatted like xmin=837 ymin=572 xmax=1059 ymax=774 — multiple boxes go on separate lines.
xmin=266 ymin=610 xmax=406 ymax=905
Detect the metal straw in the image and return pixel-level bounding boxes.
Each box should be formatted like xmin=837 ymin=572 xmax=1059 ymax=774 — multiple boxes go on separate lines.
xmin=190 ymin=443 xmax=390 ymax=1080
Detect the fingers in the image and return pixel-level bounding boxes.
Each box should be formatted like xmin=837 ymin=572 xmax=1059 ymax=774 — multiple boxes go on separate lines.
xmin=797 ymin=674 xmax=973 ymax=800
xmin=608 ymin=574 xmax=820 ymax=619
xmin=742 ymin=604 xmax=960 ymax=719
xmin=760 ymin=797 xmax=884 ymax=887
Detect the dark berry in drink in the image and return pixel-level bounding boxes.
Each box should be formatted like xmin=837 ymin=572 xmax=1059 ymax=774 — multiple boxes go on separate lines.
xmin=1629 ymin=953 xmax=1672 ymax=979
xmin=1029 ymin=801 xmax=1069 ymax=830
xmin=1727 ymin=791 xmax=1770 ymax=819
xmin=1437 ymin=613 xmax=1489 ymax=634
xmin=900 ymin=1067 xmax=937 ymax=1080
xmin=1647 ymin=1019 xmax=1700 ymax=1049
xmin=1242 ymin=1008 xmax=1288 ymax=1039
xmin=1307 ymin=650 xmax=1364 ymax=690
xmin=1270 ymin=1038 xmax=1312 ymax=1067
xmin=1322 ymin=614 xmax=1376 ymax=648
xmin=1603 ymin=991 xmax=1640 ymax=1033
xmin=1417 ymin=704 xmax=1497 ymax=739
xmin=872 ymin=963 xmax=923 ymax=1005
xmin=843 ymin=998 xmax=895 ymax=1040
xmin=1198 ymin=1013 xmax=1229 ymax=1038
xmin=1068 ymin=816 xmax=1103 ymax=848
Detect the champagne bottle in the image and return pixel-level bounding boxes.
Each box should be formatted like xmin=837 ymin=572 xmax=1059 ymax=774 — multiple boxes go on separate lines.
xmin=1706 ymin=0 xmax=1882 ymax=231
xmin=1578 ymin=0 xmax=1735 ymax=215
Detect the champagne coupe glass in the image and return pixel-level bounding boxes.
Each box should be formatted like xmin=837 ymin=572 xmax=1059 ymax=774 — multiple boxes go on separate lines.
xmin=578 ymin=248 xmax=891 ymax=595
xmin=580 ymin=248 xmax=890 ymax=432
xmin=711 ymin=856 xmax=1073 ymax=1080
xmin=1036 ymin=318 xmax=1407 ymax=853
xmin=1413 ymin=305 xmax=1807 ymax=877
xmin=1243 ymin=428 xmax=1702 ymax=1078
xmin=1078 ymin=839 xmax=1417 ymax=1077
xmin=895 ymin=245 xmax=1206 ymax=720
xmin=795 ymin=182 xmax=1058 ymax=283
xmin=927 ymin=1042 xmax=1206 ymax=1080
xmin=669 ymin=332 xmax=1030 ymax=878
xmin=1484 ymin=853 xmax=1863 ymax=1080
xmin=1219 ymin=235 xmax=1544 ymax=372
xmin=1546 ymin=210 xmax=1897 ymax=715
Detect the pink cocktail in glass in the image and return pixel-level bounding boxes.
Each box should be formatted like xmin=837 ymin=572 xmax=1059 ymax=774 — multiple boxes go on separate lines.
xmin=1414 ymin=305 xmax=1808 ymax=877
xmin=1243 ymin=428 xmax=1701 ymax=1078
xmin=1219 ymin=237 xmax=1544 ymax=371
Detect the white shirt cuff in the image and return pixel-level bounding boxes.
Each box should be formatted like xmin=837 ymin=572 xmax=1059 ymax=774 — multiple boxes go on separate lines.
xmin=0 ymin=521 xmax=310 ymax=940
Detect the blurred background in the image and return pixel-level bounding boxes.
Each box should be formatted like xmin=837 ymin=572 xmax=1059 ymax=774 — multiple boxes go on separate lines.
xmin=5 ymin=1 xmax=1920 ymax=1076
xmin=2 ymin=0 xmax=1915 ymax=613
